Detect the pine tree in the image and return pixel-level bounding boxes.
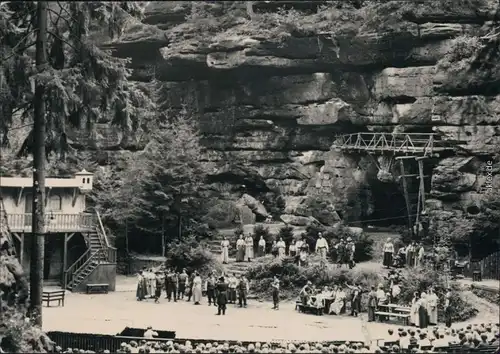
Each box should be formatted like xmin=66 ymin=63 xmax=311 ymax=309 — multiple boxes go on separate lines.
xmin=0 ymin=1 xmax=153 ymax=326
xmin=0 ymin=1 xmax=154 ymax=154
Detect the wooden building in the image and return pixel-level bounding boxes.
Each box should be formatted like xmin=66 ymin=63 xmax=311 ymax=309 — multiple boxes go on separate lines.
xmin=0 ymin=170 xmax=117 ymax=292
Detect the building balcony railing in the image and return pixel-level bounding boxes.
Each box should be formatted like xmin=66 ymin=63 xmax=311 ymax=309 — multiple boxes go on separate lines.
xmin=2 ymin=213 xmax=94 ymax=233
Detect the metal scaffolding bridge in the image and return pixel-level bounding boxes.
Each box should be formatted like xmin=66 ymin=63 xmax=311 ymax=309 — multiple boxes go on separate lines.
xmin=331 ymin=132 xmax=454 ymax=157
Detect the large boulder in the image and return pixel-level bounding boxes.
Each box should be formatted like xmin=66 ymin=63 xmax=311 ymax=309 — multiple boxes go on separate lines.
xmin=279 ymin=214 xmax=311 ymax=226
xmin=239 ymin=194 xmax=269 ymax=218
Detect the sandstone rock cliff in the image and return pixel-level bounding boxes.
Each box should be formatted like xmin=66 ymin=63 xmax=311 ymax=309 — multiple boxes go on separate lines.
xmin=98 ymin=1 xmax=499 ymax=227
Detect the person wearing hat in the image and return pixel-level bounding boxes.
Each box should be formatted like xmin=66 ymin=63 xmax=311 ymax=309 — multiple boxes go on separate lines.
xmin=205 ymin=272 xmax=217 ymax=306
xmin=346 ymin=237 xmax=356 ymax=269
xmin=382 ymin=237 xmax=394 ymax=268
xmin=336 ymin=238 xmax=346 ymax=268
xmin=215 ymin=276 xmax=228 ymax=315
xmin=315 ymin=232 xmax=329 ymax=260
xmin=143 ymin=326 xmax=158 ymax=339
xmin=237 ymin=275 xmax=249 ymax=308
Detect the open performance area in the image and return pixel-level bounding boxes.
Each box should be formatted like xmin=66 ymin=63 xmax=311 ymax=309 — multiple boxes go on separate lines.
xmin=42 ymin=287 xmax=367 ymax=343
xmin=2 ymin=1 xmax=500 ymax=353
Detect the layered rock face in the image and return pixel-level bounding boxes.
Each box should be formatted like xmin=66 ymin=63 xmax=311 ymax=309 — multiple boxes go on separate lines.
xmin=102 ymin=1 xmax=500 ymax=225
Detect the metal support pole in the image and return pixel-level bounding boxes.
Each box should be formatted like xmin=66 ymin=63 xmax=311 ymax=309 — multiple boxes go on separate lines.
xmin=399 ymin=159 xmax=414 ymax=239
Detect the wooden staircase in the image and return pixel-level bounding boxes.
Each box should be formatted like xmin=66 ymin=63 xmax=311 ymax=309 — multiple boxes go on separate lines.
xmin=64 ymin=210 xmax=116 ymax=291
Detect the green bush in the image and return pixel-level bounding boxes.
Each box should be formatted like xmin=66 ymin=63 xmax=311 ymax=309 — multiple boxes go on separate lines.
xmin=165 ymin=237 xmax=222 ymax=276
xmin=202 ymin=200 xmax=238 ymax=229
xmin=247 ymin=259 xmax=382 ymax=307
xmin=396 ymin=268 xmax=478 ymax=323
xmin=0 ymin=255 xmax=54 ymax=352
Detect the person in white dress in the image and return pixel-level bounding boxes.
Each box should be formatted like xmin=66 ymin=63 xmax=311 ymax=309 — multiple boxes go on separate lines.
xmin=329 ymin=285 xmax=346 ymax=315
xmin=426 ymin=287 xmax=438 ymax=325
xmin=409 ymin=292 xmax=419 ymax=325
xmin=382 ymin=238 xmax=394 ymax=268
xmin=277 ymin=237 xmax=286 ymax=260
xmin=416 ymin=243 xmax=425 ymax=267
xmin=220 ymin=236 xmax=230 ymax=264
xmin=244 ymin=234 xmax=254 ymax=261
xmin=315 ymin=232 xmax=329 ymax=260
xmin=192 ymin=272 xmax=203 ymax=305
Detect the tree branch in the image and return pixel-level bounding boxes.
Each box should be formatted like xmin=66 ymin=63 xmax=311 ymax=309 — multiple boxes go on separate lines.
xmin=0 ymin=29 xmax=37 ymax=62
xmin=46 ymin=30 xmax=78 ymax=52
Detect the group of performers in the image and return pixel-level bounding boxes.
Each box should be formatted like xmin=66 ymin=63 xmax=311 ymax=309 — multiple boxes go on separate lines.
xmin=222 ymin=232 xmax=357 ymax=269
xmin=297 ymin=281 xmax=363 ymax=316
xmin=382 ymin=238 xmax=428 ymax=269
xmin=135 ymin=268 xmax=251 ymax=315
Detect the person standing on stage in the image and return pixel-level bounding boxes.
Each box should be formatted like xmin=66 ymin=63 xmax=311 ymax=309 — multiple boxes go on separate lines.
xmin=238 ymin=275 xmax=249 ymax=308
xmin=177 ymin=269 xmax=188 ymax=300
xmin=271 ymin=276 xmax=280 ymax=310
xmin=216 ymin=276 xmax=229 ymax=315
xmin=221 ymin=236 xmax=230 ymax=264
xmin=205 ymin=273 xmax=217 ymax=306
xmin=315 ymin=232 xmax=329 ymax=260
xmin=228 ymin=273 xmax=238 ymax=304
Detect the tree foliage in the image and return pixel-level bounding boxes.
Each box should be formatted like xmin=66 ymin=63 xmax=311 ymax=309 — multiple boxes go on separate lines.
xmin=0 ymin=1 xmax=153 ymax=156
xmin=94 ymin=108 xmax=208 ymax=252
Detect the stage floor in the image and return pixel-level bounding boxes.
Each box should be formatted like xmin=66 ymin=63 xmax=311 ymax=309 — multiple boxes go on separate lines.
xmin=42 ymin=290 xmax=367 ymax=343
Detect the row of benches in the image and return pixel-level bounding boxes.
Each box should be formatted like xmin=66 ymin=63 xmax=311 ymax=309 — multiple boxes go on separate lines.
xmin=42 ymin=283 xmax=109 ymax=307
xmin=382 ymin=341 xmax=498 ymax=353
xmin=295 ymin=300 xmax=412 ymax=325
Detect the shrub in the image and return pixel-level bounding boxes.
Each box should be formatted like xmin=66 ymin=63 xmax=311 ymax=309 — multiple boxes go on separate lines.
xmin=247 ymin=259 xmax=382 ymax=308
xmin=397 ymin=268 xmax=478 ymax=323
xmin=165 ymin=237 xmax=222 ymax=276
xmin=0 ymin=255 xmax=54 ymax=352
xmin=202 ymin=200 xmax=239 ymax=229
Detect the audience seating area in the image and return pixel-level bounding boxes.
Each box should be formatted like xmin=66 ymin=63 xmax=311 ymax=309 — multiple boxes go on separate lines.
xmin=44 ymin=322 xmax=500 ymax=353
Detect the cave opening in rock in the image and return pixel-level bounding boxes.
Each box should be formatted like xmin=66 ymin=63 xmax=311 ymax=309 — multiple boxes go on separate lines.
xmin=363 ymin=158 xmax=424 ymax=228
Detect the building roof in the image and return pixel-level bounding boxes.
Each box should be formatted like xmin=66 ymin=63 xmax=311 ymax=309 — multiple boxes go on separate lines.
xmin=0 ymin=176 xmax=91 ymax=189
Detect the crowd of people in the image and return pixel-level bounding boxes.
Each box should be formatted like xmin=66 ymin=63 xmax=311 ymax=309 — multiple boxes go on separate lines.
xmin=221 ymin=232 xmax=356 ymax=268
xmin=136 ymin=268 xmax=260 ymax=314
xmin=49 ymin=322 xmax=500 ymax=353
xmin=382 ymin=238 xmax=427 ymax=269
xmin=297 ymin=281 xmax=363 ymax=316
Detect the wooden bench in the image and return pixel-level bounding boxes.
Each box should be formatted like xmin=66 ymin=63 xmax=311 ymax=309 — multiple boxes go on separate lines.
xmin=86 ymin=283 xmax=109 ymax=294
xmin=374 ymin=311 xmax=410 ymax=326
xmin=42 ymin=290 xmax=65 ymax=307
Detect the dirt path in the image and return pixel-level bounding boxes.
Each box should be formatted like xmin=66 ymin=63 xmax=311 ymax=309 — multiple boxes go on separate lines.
xmin=459 ymin=290 xmax=500 ymax=325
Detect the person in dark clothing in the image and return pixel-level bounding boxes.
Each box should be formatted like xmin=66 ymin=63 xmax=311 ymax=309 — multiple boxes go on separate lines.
xmin=237 ymin=276 xmax=248 ymax=308
xmin=186 ymin=272 xmax=195 ymax=302
xmin=206 ymin=274 xmax=216 ymax=306
xmin=165 ymin=269 xmax=177 ymax=302
xmin=444 ymin=288 xmax=452 ymax=327
xmin=367 ymin=286 xmax=377 ymax=322
xmin=348 ymin=283 xmax=362 ymax=317
xmin=215 ymin=276 xmax=228 ymax=315
xmin=154 ymin=272 xmax=163 ymax=303
xmin=271 ymin=276 xmax=280 ymax=310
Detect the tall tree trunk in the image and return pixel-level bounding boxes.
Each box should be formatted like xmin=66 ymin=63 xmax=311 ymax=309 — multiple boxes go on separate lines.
xmin=29 ymin=1 xmax=48 ymax=327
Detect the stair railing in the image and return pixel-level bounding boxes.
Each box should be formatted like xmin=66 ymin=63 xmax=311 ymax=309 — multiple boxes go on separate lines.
xmin=95 ymin=209 xmax=117 ymax=263
xmin=65 ymin=248 xmax=105 ymax=289
xmin=64 ymin=248 xmax=92 ymax=289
